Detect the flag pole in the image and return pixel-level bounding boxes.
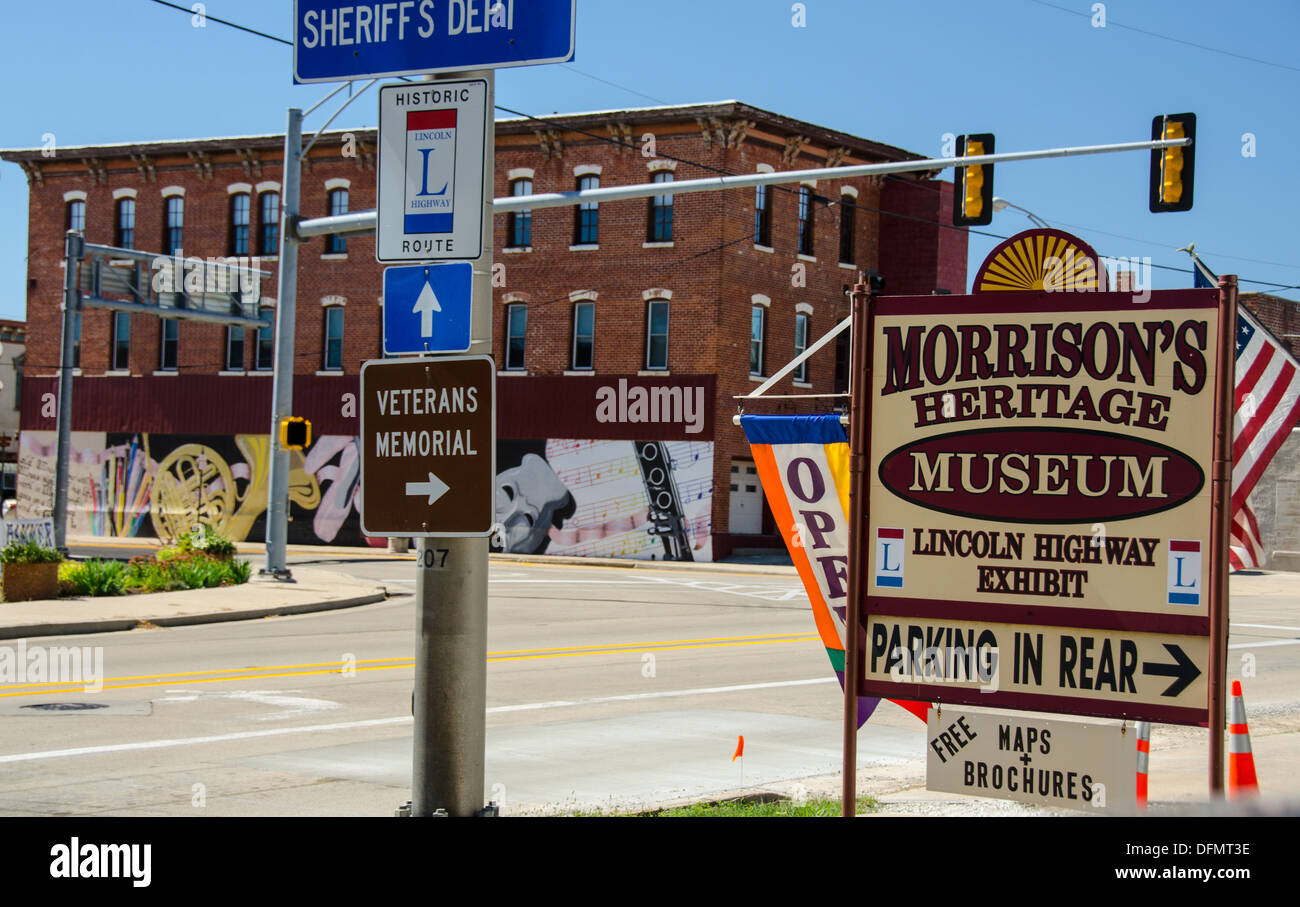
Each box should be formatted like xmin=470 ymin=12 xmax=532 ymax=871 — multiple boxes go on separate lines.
xmin=842 ymin=278 xmax=874 ymax=817
xmin=1208 ymin=274 xmax=1238 ymax=794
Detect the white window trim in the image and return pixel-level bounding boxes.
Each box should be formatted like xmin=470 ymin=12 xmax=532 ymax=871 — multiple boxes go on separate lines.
xmin=161 ymin=186 xmax=185 ymax=198
xmin=839 ymin=261 xmax=859 ymax=270
xmin=63 ymin=190 xmax=87 ymax=202
xmin=800 ymin=179 xmax=818 ymax=188
xmin=798 ymin=253 xmax=817 ymax=263
xmin=793 ymin=380 xmax=813 ymax=389
xmin=751 ymin=294 xmax=771 ymax=308
xmin=321 ymin=295 xmax=347 ymax=307
xmin=750 ymin=305 xmax=766 ymax=377
xmin=507 ymin=168 xmax=535 ymax=181
xmin=218 ymin=369 xmax=247 ymax=377
xmin=753 ymin=243 xmax=774 ymax=254
xmin=255 ymin=181 xmax=281 ymax=194
xmin=637 ymin=370 xmax=670 ymax=377
xmin=112 ymin=188 xmax=137 ymax=200
xmin=642 ymin=288 xmax=672 ymax=301
xmin=104 ymin=369 xmax=132 ymax=377
xmin=502 ymin=292 xmax=530 ymax=304
xmin=568 ymin=244 xmax=599 ymax=251
xmin=573 ymin=164 xmax=602 ymax=177
xmin=315 ymin=369 xmax=344 ymax=376
xmin=756 ymin=163 xmax=775 ymax=174
xmin=840 ymin=186 xmax=859 ymax=199
xmin=320 ymin=253 xmax=348 ymax=261
xmin=227 ymin=183 xmax=252 ymax=195
xmin=325 ymin=177 xmax=351 ymax=191
xmin=497 ymin=370 xmax=530 ymax=377
xmin=647 ymin=159 xmax=677 ymax=172
xmin=568 ymin=290 xmax=598 ymax=301
xmin=795 ymin=302 xmax=814 ymax=315
xmin=642 ymin=241 xmax=674 ymax=249
xmin=502 ymin=246 xmax=532 ymax=254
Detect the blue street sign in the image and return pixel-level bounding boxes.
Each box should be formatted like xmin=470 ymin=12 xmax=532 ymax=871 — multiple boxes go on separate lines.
xmin=294 ymin=0 xmax=576 ymax=83
xmin=383 ymin=262 xmax=473 ymax=354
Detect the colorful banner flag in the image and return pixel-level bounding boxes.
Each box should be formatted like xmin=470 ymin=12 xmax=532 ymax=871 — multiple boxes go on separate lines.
xmin=740 ymin=414 xmax=902 ymax=727
xmin=1185 ymin=248 xmax=1300 ymax=569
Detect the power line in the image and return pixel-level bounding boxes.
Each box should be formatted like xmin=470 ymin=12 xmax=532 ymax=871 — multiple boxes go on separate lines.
xmin=1027 ymin=0 xmax=1300 ymax=74
xmin=144 ymin=0 xmax=292 ymax=45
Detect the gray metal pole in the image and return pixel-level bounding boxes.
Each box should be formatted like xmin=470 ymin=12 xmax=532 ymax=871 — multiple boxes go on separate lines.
xmin=262 ymin=108 xmax=302 ymax=580
xmin=412 ymin=69 xmax=495 ymax=818
xmin=52 ymin=230 xmax=83 ymax=551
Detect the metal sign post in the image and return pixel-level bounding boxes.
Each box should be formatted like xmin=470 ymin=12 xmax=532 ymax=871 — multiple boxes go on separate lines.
xmin=358 ymin=68 xmax=499 ymax=821
xmin=52 ymin=231 xmax=84 ymax=551
xmin=1207 ymin=274 xmax=1238 ymax=794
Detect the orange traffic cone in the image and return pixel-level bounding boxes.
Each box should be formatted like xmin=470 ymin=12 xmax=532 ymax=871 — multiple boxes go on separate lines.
xmin=1135 ymin=721 xmax=1151 ymax=809
xmin=1228 ymin=680 xmax=1259 ymax=796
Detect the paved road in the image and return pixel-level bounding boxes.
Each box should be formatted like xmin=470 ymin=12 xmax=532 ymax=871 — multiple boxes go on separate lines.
xmin=2 ymin=554 xmax=1298 ymax=815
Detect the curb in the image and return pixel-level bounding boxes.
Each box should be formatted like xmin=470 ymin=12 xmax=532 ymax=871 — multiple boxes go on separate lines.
xmin=0 ymin=589 xmax=388 ymax=641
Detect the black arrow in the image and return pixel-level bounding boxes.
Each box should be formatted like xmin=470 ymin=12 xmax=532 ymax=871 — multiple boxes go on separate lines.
xmin=1142 ymin=644 xmax=1201 ymax=698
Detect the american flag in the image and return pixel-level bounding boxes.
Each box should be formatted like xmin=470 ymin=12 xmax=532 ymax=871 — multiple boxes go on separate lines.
xmin=1189 ymin=251 xmax=1300 ymax=569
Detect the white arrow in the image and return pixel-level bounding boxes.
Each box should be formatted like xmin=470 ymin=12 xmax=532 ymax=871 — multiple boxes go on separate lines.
xmin=412 ymin=279 xmax=441 ymax=338
xmin=405 ymin=471 xmax=450 ymax=505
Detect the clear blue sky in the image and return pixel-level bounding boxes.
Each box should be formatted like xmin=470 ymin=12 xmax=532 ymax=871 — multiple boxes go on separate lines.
xmin=1 ymin=0 xmax=1297 ymax=323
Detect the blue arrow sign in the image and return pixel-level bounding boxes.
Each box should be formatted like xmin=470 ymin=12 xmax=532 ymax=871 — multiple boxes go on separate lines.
xmin=294 ymin=0 xmax=576 ymax=83
xmin=383 ymin=262 xmax=473 ymax=354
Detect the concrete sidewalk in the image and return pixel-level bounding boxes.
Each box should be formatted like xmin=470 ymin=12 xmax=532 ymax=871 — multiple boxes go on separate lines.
xmin=0 ymin=564 xmax=388 ymax=640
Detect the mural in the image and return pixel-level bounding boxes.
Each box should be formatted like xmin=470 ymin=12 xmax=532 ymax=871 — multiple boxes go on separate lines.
xmin=18 ymin=431 xmax=715 ymax=560
xmin=495 ymin=439 xmax=713 ymax=561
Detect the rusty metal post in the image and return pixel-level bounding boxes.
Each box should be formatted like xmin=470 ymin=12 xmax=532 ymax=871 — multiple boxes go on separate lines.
xmin=1207 ymin=274 xmax=1237 ymax=794
xmin=842 ymin=279 xmax=874 ymax=816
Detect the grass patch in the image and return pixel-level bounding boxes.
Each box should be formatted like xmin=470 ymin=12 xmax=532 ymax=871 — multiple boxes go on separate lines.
xmin=569 ymin=795 xmax=880 ymax=817
xmin=654 ymin=796 xmax=879 ymax=817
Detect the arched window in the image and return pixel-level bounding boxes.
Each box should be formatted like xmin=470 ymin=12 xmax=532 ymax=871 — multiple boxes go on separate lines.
xmin=648 ymin=171 xmax=673 ymax=242
xmin=230 ymin=192 xmax=250 ymax=256
xmin=66 ymin=200 xmax=85 ymax=233
xmin=838 ymin=192 xmax=856 ymax=264
xmin=507 ymin=178 xmax=532 ymax=247
xmin=326 ymin=188 xmax=349 ymax=254
xmin=115 ymin=198 xmax=135 ymax=249
xmin=797 ymin=186 xmax=815 ymax=256
xmin=164 ymin=196 xmax=184 ymax=255
xmin=505 ymin=304 xmax=527 ymax=370
xmin=574 ymin=175 xmax=598 ymax=244
xmin=754 ymin=184 xmax=772 ymax=246
xmin=571 ymin=301 xmax=595 ymax=370
xmin=645 ymin=300 xmax=669 ymax=370
xmin=259 ymin=192 xmax=280 ymax=255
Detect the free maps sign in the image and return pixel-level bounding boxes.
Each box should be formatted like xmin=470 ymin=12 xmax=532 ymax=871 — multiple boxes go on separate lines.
xmin=376 ymin=79 xmax=488 ymax=263
xmin=861 ymin=284 xmax=1226 ymax=726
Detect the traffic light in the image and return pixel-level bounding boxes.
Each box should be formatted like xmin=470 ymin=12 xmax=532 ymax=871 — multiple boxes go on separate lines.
xmin=953 ymin=133 xmax=995 ymax=226
xmin=280 ymin=416 xmax=312 ymax=451
xmin=1149 ymin=113 xmax=1195 ymax=213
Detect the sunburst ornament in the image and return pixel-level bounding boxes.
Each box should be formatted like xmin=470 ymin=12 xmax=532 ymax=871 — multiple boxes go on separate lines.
xmin=973 ymin=229 xmax=1108 ymax=293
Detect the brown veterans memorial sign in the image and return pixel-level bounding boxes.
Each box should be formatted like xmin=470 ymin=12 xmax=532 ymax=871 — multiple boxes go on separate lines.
xmin=861 ymin=290 xmax=1223 ymax=725
xmin=360 ymin=355 xmax=495 ymax=537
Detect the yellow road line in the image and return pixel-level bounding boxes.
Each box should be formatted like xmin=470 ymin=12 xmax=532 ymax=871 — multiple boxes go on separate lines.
xmin=0 ymin=635 xmax=818 ymax=698
xmin=0 ymin=632 xmax=811 ymax=692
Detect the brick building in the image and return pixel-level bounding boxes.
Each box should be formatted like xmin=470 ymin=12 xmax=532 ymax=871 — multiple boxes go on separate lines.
xmin=2 ymin=100 xmax=964 ymax=559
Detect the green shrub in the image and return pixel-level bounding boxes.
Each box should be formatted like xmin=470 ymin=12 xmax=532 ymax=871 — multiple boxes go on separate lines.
xmin=61 ymin=559 xmax=127 ymax=597
xmin=188 ymin=524 xmax=237 ymax=559
xmin=224 ymin=559 xmax=252 ymax=584
xmin=0 ymin=540 xmax=63 ymax=564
